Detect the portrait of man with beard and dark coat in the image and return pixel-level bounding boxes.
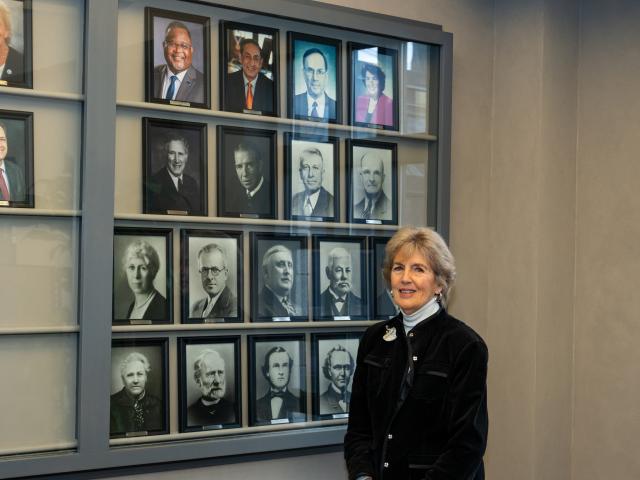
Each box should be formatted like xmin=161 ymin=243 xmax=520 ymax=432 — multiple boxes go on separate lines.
xmin=319 ymin=345 xmax=354 ymax=416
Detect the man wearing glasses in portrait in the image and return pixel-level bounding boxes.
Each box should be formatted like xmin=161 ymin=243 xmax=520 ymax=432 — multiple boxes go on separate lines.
xmin=293 ymin=47 xmax=336 ymax=121
xmin=191 ymin=243 xmax=237 ymax=319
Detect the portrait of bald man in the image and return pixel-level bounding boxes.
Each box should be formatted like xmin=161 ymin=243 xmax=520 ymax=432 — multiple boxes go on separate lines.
xmin=290 ymin=146 xmax=334 ymax=218
xmin=318 ymin=246 xmax=362 ymax=318
xmin=354 ymin=151 xmax=391 ymax=221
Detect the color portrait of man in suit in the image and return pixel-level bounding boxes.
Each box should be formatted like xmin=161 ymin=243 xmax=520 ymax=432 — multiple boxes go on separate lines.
xmin=319 ymin=345 xmax=354 ymax=415
xmin=290 ymin=146 xmax=334 ymax=218
xmin=353 ymin=151 xmax=392 ymax=221
xmin=190 ymin=243 xmax=237 ymax=320
xmin=0 ymin=121 xmax=26 ymax=204
xmin=226 ymin=142 xmax=272 ymax=216
xmin=319 ymin=247 xmax=362 ymax=318
xmin=0 ymin=1 xmax=26 ymax=87
xmin=187 ymin=349 xmax=236 ymax=427
xmin=224 ymin=38 xmax=275 ymax=114
xmin=293 ymin=48 xmax=337 ymax=122
xmin=257 ymin=245 xmax=299 ymax=318
xmin=146 ymin=133 xmax=203 ymax=215
xmin=153 ymin=21 xmax=205 ymax=105
xmin=255 ymin=346 xmax=305 ymax=423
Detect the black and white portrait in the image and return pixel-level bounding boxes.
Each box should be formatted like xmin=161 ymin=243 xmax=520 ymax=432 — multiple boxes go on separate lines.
xmin=217 ymin=125 xmax=276 ymax=219
xmin=113 ymin=228 xmax=172 ymax=325
xmin=179 ymin=337 xmax=240 ymax=431
xmin=181 ymin=229 xmax=242 ymax=323
xmin=143 ymin=117 xmax=207 ymax=216
xmin=284 ymin=133 xmax=339 ymax=222
xmin=250 ymin=335 xmax=306 ymax=425
xmin=145 ymin=7 xmax=210 ymax=108
xmin=372 ymin=236 xmax=399 ymax=319
xmin=251 ymin=233 xmax=308 ymax=322
xmin=347 ymin=139 xmax=398 ymax=225
xmin=313 ymin=235 xmax=368 ymax=320
xmin=110 ymin=339 xmax=168 ymax=438
xmin=312 ymin=333 xmax=360 ymax=419
xmin=0 ymin=109 xmax=33 ymax=207
xmin=0 ymin=0 xmax=32 ymax=89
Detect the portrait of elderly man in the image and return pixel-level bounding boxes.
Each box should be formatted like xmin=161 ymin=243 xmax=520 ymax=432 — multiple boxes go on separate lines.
xmin=319 ymin=345 xmax=354 ymax=415
xmin=319 ymin=246 xmax=362 ymax=317
xmin=190 ymin=243 xmax=237 ymax=319
xmin=293 ymin=47 xmax=336 ymax=121
xmin=187 ymin=349 xmax=236 ymax=426
xmin=0 ymin=1 xmax=25 ymax=87
xmin=110 ymin=352 xmax=163 ymax=435
xmin=225 ymin=38 xmax=274 ymax=114
xmin=225 ymin=141 xmax=272 ymax=215
xmin=147 ymin=132 xmax=202 ymax=216
xmin=153 ymin=20 xmax=205 ymax=104
xmin=0 ymin=120 xmax=26 ymax=203
xmin=255 ymin=346 xmax=304 ymax=423
xmin=258 ymin=245 xmax=299 ymax=318
xmin=353 ymin=150 xmax=392 ymax=221
xmin=290 ymin=146 xmax=334 ymax=218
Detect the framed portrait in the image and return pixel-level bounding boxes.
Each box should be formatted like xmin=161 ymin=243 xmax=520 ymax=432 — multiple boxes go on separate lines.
xmin=283 ymin=132 xmax=339 ymax=222
xmin=178 ymin=336 xmax=241 ymax=432
xmin=113 ymin=227 xmax=172 ymax=325
xmin=0 ymin=0 xmax=32 ymax=89
xmin=346 ymin=139 xmax=398 ymax=225
xmin=312 ymin=234 xmax=368 ymax=321
xmin=311 ymin=332 xmax=361 ymax=420
xmin=348 ymin=42 xmax=399 ymax=131
xmin=0 ymin=109 xmax=33 ymax=207
xmin=217 ymin=125 xmax=276 ymax=219
xmin=250 ymin=232 xmax=308 ymax=322
xmin=219 ymin=21 xmax=279 ymax=116
xmin=110 ymin=338 xmax=169 ymax=438
xmin=249 ymin=334 xmax=306 ymax=426
xmin=180 ymin=229 xmax=243 ymax=324
xmin=144 ymin=7 xmax=210 ymax=109
xmin=287 ymin=32 xmax=341 ymax=124
xmin=370 ymin=236 xmax=399 ymax=319
xmin=142 ymin=117 xmax=207 ymax=217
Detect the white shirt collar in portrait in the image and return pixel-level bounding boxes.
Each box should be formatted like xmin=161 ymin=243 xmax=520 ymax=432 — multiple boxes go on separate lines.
xmin=306 ymin=92 xmax=326 ymax=117
xmin=246 ymin=176 xmax=264 ymax=198
xmin=161 ymin=68 xmax=189 ymax=100
xmin=304 ymin=188 xmax=321 ymax=209
xmin=202 ymin=289 xmax=224 ymax=318
xmin=166 ymin=168 xmax=184 ymax=191
xmin=0 ymin=160 xmax=11 ymax=196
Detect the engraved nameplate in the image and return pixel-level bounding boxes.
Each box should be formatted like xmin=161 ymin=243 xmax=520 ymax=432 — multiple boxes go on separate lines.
xmin=334 ymin=316 xmax=351 ymax=321
xmin=170 ymin=100 xmax=191 ymax=107
xmin=270 ymin=418 xmax=289 ymax=425
xmin=272 ymin=316 xmax=292 ymax=322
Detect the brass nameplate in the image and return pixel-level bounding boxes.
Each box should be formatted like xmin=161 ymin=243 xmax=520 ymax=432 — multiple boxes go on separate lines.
xmin=170 ymin=100 xmax=191 ymax=107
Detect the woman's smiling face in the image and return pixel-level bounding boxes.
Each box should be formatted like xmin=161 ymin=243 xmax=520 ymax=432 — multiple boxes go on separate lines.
xmin=390 ymin=246 xmax=441 ymax=315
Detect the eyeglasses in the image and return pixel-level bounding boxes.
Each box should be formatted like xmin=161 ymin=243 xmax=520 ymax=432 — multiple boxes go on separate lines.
xmin=164 ymin=41 xmax=192 ymax=51
xmin=199 ymin=266 xmax=227 ymax=277
xmin=304 ymin=67 xmax=327 ymax=76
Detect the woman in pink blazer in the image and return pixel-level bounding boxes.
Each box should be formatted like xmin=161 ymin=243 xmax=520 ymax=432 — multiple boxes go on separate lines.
xmin=355 ymin=63 xmax=394 ymax=127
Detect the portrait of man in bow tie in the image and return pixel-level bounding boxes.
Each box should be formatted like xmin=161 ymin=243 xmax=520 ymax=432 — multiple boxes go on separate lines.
xmin=319 ymin=246 xmax=362 ymax=318
xmin=319 ymin=345 xmax=354 ymax=416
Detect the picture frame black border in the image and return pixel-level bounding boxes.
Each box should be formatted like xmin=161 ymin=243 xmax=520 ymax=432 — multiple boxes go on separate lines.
xmin=216 ymin=125 xmax=277 ymax=219
xmin=312 ymin=233 xmax=369 ymax=321
xmin=286 ymin=31 xmax=342 ymax=124
xmin=369 ymin=235 xmax=399 ymax=320
xmin=0 ymin=0 xmax=32 ymax=89
xmin=346 ymin=138 xmax=399 ymax=225
xmin=180 ymin=228 xmax=244 ymax=324
xmin=178 ymin=335 xmax=242 ymax=432
xmin=283 ymin=132 xmax=340 ymax=222
xmin=248 ymin=333 xmax=307 ymax=426
xmin=347 ymin=42 xmax=400 ymax=131
xmin=219 ymin=20 xmax=280 ymax=117
xmin=250 ymin=231 xmax=309 ymax=323
xmin=0 ymin=108 xmax=33 ymax=208
xmin=144 ymin=7 xmax=211 ymax=109
xmin=142 ymin=116 xmax=208 ymax=217
xmin=311 ymin=331 xmax=363 ymax=421
xmin=112 ymin=226 xmax=173 ymax=326
xmin=110 ymin=337 xmax=170 ymax=439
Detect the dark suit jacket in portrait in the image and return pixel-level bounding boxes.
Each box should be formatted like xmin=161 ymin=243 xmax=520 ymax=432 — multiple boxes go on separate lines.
xmin=190 ymin=286 xmax=237 ymax=319
xmin=255 ymin=389 xmax=305 ymax=423
xmin=147 ymin=167 xmax=202 ymax=215
xmin=110 ymin=388 xmax=163 ymax=435
xmin=291 ymin=187 xmax=334 ymax=217
xmin=257 ymin=286 xmax=299 ymax=318
xmin=187 ymin=397 xmax=236 ymax=426
xmin=0 ymin=46 xmax=25 ymax=86
xmin=224 ymin=70 xmax=274 ymax=114
xmin=125 ymin=289 xmax=168 ymax=321
xmin=376 ymin=290 xmax=398 ymax=317
xmin=0 ymin=159 xmax=27 ymax=202
xmin=319 ymin=288 xmax=362 ymax=318
xmin=354 ymin=191 xmax=391 ymax=221
xmin=153 ymin=64 xmax=205 ymax=104
xmin=293 ymin=92 xmax=337 ymax=121
xmin=319 ymin=385 xmax=351 ymax=415
xmin=225 ymin=179 xmax=271 ymax=216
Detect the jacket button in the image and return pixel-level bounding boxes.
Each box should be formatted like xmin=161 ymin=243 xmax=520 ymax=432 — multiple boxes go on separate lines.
xmin=412 ymin=355 xmax=418 ymax=361
xmin=387 ymin=434 xmax=393 ymax=439
xmin=409 ymin=332 xmax=415 ymax=337
xmin=383 ymin=462 xmax=389 ymax=468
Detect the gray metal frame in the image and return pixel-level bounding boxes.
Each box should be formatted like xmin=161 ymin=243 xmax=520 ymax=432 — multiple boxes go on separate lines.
xmin=0 ymin=0 xmax=451 ymax=477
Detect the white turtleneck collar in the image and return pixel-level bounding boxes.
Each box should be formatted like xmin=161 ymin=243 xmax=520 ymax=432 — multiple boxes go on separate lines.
xmin=402 ymin=295 xmax=441 ymax=333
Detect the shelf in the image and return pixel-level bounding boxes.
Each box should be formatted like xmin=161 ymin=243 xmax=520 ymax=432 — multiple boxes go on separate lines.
xmin=0 ymin=441 xmax=77 ymax=457
xmin=0 ymin=326 xmax=80 ymax=336
xmin=0 ymin=86 xmax=84 ymax=102
xmin=112 ymin=320 xmax=376 ymax=333
xmin=0 ymin=208 xmax=81 ymax=218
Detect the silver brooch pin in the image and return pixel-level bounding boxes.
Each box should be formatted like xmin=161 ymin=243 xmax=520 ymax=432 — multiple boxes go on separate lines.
xmin=383 ymin=326 xmax=397 ymax=342
xmin=6 ymin=69 xmax=12 ymax=75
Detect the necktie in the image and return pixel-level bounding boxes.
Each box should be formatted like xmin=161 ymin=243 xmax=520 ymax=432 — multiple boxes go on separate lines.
xmin=165 ymin=75 xmax=178 ymax=100
xmin=311 ymin=101 xmax=319 ymax=117
xmin=281 ymin=297 xmax=297 ymax=315
xmin=0 ymin=168 xmax=10 ymax=201
xmin=177 ymin=178 xmax=183 ymax=192
xmin=246 ymin=82 xmax=254 ymax=109
xmin=304 ymin=197 xmax=313 ymax=216
xmin=362 ymin=201 xmax=373 ymax=219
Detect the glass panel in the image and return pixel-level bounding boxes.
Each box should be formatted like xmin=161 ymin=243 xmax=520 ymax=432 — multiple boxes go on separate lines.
xmin=401 ymin=42 xmax=431 ymax=135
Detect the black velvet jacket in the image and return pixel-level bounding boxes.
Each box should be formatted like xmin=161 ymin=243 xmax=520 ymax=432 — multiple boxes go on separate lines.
xmin=344 ymin=309 xmax=488 ymax=480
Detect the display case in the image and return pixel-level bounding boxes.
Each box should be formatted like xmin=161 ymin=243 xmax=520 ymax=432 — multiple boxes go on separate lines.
xmin=0 ymin=0 xmax=451 ymax=477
